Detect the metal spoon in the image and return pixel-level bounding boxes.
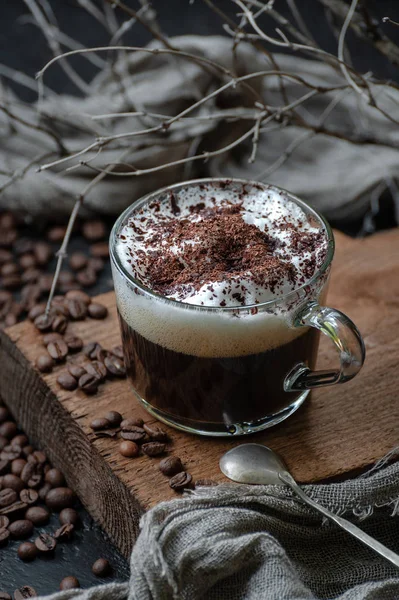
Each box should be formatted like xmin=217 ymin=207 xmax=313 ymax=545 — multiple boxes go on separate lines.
xmin=220 ymin=443 xmax=399 ymax=568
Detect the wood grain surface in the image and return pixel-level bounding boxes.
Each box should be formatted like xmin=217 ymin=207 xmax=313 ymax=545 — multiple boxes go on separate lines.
xmin=0 ymin=229 xmax=398 ymax=557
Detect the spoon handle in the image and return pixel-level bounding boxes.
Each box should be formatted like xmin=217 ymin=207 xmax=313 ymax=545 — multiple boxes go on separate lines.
xmin=279 ymin=472 xmax=399 ymax=569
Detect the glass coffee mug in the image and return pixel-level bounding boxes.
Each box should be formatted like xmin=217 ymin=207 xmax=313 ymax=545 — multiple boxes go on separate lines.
xmin=110 ymin=179 xmax=365 ymax=436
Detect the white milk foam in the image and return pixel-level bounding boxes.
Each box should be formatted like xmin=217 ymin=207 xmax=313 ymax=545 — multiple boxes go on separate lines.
xmin=113 ymin=182 xmax=328 ymax=357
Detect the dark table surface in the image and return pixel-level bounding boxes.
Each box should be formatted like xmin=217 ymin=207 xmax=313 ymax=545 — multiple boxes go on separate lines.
xmin=1 ymin=0 xmax=399 ymax=594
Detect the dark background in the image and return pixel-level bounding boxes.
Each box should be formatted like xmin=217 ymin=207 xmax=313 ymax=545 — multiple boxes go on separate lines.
xmin=1 ymin=0 xmax=399 ymax=595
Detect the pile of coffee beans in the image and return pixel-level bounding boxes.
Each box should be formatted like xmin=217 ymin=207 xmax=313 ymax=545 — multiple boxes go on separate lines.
xmin=0 ymin=400 xmax=113 ymax=598
xmin=0 ymin=211 xmax=109 ymax=330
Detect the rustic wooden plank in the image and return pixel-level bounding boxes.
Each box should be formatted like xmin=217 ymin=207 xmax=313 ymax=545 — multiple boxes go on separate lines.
xmin=0 ymin=229 xmax=398 ymax=557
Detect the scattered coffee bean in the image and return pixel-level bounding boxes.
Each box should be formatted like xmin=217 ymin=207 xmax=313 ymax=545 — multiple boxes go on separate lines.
xmin=19 ymin=254 xmax=36 ymax=270
xmin=0 ymin=593 xmax=11 ymax=600
xmin=88 ymin=257 xmax=104 ymax=272
xmin=104 ymin=355 xmax=126 ymax=377
xmin=86 ymin=360 xmax=107 ymax=382
xmin=47 ymin=339 xmax=69 ymax=362
xmin=143 ymin=424 xmax=168 ymax=442
xmin=76 ymin=268 xmax=97 ymax=287
xmin=11 ymin=460 xmax=27 ymax=477
xmin=20 ymin=462 xmax=35 ymax=484
xmin=45 ymin=487 xmax=75 ymax=511
xmin=0 ymin=459 xmax=8 ymax=475
xmin=0 ymin=422 xmax=17 ymax=439
xmin=0 ymin=501 xmax=28 ymax=516
xmin=57 ymin=372 xmax=78 ymax=391
xmin=25 ymin=506 xmax=50 ymax=526
xmin=111 ymin=345 xmax=124 ymax=359
xmin=195 ymin=479 xmax=219 ymax=487
xmin=42 ymin=332 xmax=63 ymax=345
xmin=33 ymin=313 xmax=53 ymax=332
xmin=32 ymin=450 xmax=47 ymax=464
xmin=60 ymin=577 xmax=80 ymax=591
xmin=1 ymin=446 xmax=21 ymax=461
xmin=121 ymin=418 xmax=144 ymax=429
xmin=0 ymin=488 xmax=18 ymax=507
xmin=52 ymin=314 xmax=68 ymax=334
xmin=105 ymin=411 xmax=123 ymax=427
xmin=159 ymin=456 xmax=183 ymax=477
xmin=64 ymin=335 xmax=83 ymax=352
xmin=169 ymin=471 xmax=193 ymax=492
xmin=92 ymin=557 xmax=111 ymax=577
xmin=67 ymin=364 xmax=86 ymax=379
xmin=11 ymin=434 xmax=28 ymax=448
xmin=2 ymin=475 xmax=24 ymax=493
xmin=0 ymin=249 xmax=12 ymax=264
xmin=120 ymin=425 xmax=146 ymax=443
xmin=28 ymin=304 xmax=45 ymax=321
xmin=33 ymin=241 xmax=52 ymax=266
xmin=78 ymin=373 xmax=99 ymax=395
xmin=14 ymin=587 xmax=37 ymax=600
xmin=3 ymin=274 xmax=21 ymax=290
xmin=0 ymin=528 xmax=10 ymax=545
xmin=69 ymin=252 xmax=88 ymax=271
xmin=142 ymin=442 xmax=166 ymax=457
xmin=65 ymin=289 xmax=91 ymax=305
xmin=90 ymin=242 xmax=109 ymax=258
xmin=90 ymin=418 xmax=111 ymax=431
xmin=8 ymin=519 xmax=34 ymax=539
xmin=59 ymin=507 xmax=79 ymax=526
xmin=83 ymin=220 xmax=106 ymax=241
xmin=88 ymin=303 xmax=108 ymax=319
xmin=22 ymin=446 xmax=33 ymax=457
xmin=119 ymin=441 xmax=139 ymax=458
xmin=54 ymin=523 xmax=74 ymax=541
xmin=35 ymin=532 xmax=56 ymax=553
xmin=67 ymin=298 xmax=88 ymax=320
xmin=20 ymin=489 xmax=38 ymax=505
xmin=0 ymin=407 xmax=9 ymax=423
xmin=18 ymin=541 xmax=38 ymax=562
xmin=38 ymin=483 xmax=52 ymax=501
xmin=45 ymin=468 xmax=65 ymax=488
xmin=0 ymin=515 xmax=10 ymax=528
xmin=0 ymin=438 xmax=8 ymax=451
xmin=83 ymin=342 xmax=103 ymax=360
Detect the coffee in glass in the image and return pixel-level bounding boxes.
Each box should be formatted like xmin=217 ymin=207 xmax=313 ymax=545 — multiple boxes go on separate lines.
xmin=110 ymin=179 xmax=365 ymax=436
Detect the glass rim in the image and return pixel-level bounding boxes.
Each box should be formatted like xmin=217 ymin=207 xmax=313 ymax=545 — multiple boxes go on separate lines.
xmin=109 ymin=177 xmax=335 ymax=312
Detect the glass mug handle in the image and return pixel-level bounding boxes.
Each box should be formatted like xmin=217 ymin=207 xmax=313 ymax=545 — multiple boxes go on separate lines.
xmin=284 ymin=301 xmax=366 ymax=391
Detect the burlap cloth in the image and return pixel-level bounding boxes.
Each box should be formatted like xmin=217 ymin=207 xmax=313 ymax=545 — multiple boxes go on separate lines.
xmin=38 ymin=454 xmax=399 ymax=600
xmin=2 ymin=36 xmax=399 ymax=224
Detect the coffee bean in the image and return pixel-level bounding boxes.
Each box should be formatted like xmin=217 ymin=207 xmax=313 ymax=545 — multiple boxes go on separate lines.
xmin=69 ymin=252 xmax=88 ymax=271
xmin=8 ymin=520 xmax=34 ymax=539
xmin=65 ymin=289 xmax=91 ymax=305
xmin=58 ymin=271 xmax=75 ymax=285
xmin=64 ymin=335 xmax=83 ymax=353
xmin=42 ymin=332 xmax=63 ymax=345
xmin=143 ymin=424 xmax=168 ymax=442
xmin=54 ymin=523 xmax=74 ymax=541
xmin=2 ymin=274 xmax=21 ymax=290
xmin=86 ymin=361 xmax=107 ymax=382
xmin=67 ymin=364 xmax=86 ymax=379
xmin=1 ymin=446 xmax=21 ymax=461
xmin=1 ymin=263 xmax=19 ymax=277
xmin=21 ymin=268 xmax=40 ymax=284
xmin=120 ymin=425 xmax=146 ymax=443
xmin=90 ymin=418 xmax=111 ymax=431
xmin=59 ymin=507 xmax=79 ymax=526
xmin=88 ymin=303 xmax=108 ymax=319
xmin=18 ymin=541 xmax=38 ymax=562
xmin=83 ymin=220 xmax=106 ymax=241
xmin=159 ymin=456 xmax=183 ymax=477
xmin=60 ymin=577 xmax=80 ymax=591
xmin=27 ymin=304 xmax=44 ymax=322
xmin=32 ymin=451 xmax=46 ymax=464
xmin=87 ymin=257 xmax=104 ymax=272
xmin=13 ymin=586 xmax=37 ymax=599
xmin=11 ymin=435 xmax=28 ymax=448
xmin=0 ymin=592 xmax=11 ymax=600
xmin=52 ymin=315 xmax=68 ymax=334
xmin=195 ymin=479 xmax=219 ymax=487
xmin=121 ymin=418 xmax=144 ymax=428
xmin=47 ymin=226 xmax=66 ymax=242
xmin=45 ymin=487 xmax=75 ymax=510
xmin=34 ymin=241 xmax=52 ymax=265
xmin=0 ymin=515 xmax=9 ymax=528
xmin=38 ymin=483 xmax=52 ymax=501
xmin=25 ymin=506 xmax=50 ymax=526
xmin=76 ymin=268 xmax=97 ymax=287
xmin=169 ymin=471 xmax=193 ymax=492
xmin=19 ymin=254 xmax=37 ymax=270
xmin=20 ymin=462 xmax=35 ymax=484
xmin=0 ymin=501 xmax=28 ymax=516
xmin=67 ymin=299 xmax=88 ymax=320
xmin=0 ymin=228 xmax=17 ymax=248
xmin=90 ymin=242 xmax=109 ymax=258
xmin=36 ymin=353 xmax=54 ymax=373
xmin=104 ymin=355 xmax=126 ymax=377
xmin=4 ymin=313 xmax=17 ymax=328
xmin=105 ymin=411 xmax=123 ymax=427
xmin=45 ymin=468 xmax=65 ymax=487
xmin=0 ymin=528 xmax=10 ymax=545
xmin=38 ymin=274 xmax=54 ymax=293
xmin=0 ymin=422 xmax=17 ymax=439
xmin=20 ymin=489 xmax=38 ymax=505
xmin=12 ymin=459 xmax=27 ymax=477
xmin=35 ymin=532 xmax=56 ymax=552
xmin=34 ymin=314 xmax=53 ymax=332
xmin=119 ymin=441 xmax=139 ymax=458
xmin=92 ymin=557 xmax=111 ymax=577
xmin=111 ymin=345 xmax=124 ymax=359
xmin=0 ymin=488 xmax=18 ymax=507
xmin=0 ymin=407 xmax=9 ymax=423
xmin=14 ymin=237 xmax=36 ymax=254
xmin=47 ymin=339 xmax=69 ymax=361
xmin=83 ymin=342 xmax=103 ymax=360
xmin=0 ymin=438 xmax=8 ymax=452
xmin=3 ymin=475 xmax=24 ymax=493
xmin=0 ymin=249 xmax=12 ymax=264
xmin=57 ymin=372 xmax=77 ymax=391
xmin=78 ymin=373 xmax=99 ymax=395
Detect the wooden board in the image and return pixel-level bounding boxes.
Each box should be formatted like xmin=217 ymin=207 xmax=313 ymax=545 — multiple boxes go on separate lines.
xmin=1 ymin=229 xmax=399 ymax=557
